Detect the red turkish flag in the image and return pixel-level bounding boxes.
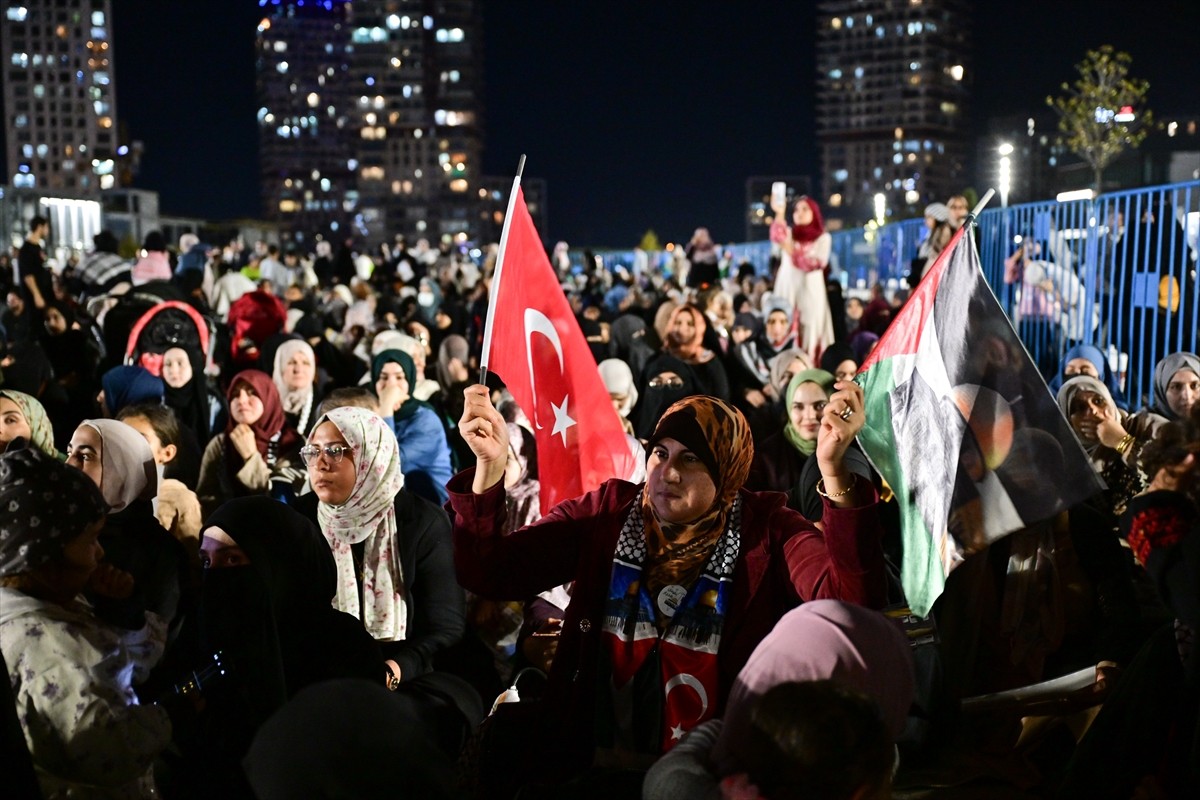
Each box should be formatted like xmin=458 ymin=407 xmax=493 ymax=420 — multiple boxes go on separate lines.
xmin=486 ymin=187 xmax=634 ymax=510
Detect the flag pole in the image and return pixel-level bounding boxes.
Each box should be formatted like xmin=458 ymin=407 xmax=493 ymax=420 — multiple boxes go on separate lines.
xmin=478 ymin=154 xmax=527 ymax=386
xmin=965 ymin=189 xmax=995 ymax=229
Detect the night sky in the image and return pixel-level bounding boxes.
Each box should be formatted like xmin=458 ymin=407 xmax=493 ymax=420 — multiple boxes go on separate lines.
xmin=111 ymin=0 xmax=1199 ymax=247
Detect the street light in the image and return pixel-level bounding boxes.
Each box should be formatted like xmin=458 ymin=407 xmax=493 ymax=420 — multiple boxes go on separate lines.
xmin=873 ymin=192 xmax=886 ymax=225
xmin=998 ymin=142 xmax=1014 ymax=207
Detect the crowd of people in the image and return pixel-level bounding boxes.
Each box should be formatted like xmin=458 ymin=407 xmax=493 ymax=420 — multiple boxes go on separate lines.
xmin=1 ymin=195 xmax=1198 ymax=799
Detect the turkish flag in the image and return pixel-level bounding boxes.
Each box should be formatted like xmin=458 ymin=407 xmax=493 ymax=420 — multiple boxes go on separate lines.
xmin=486 ymin=187 xmax=634 ymax=510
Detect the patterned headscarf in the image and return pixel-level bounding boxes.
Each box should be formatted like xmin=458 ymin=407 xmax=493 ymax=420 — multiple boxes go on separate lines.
xmin=0 ymin=448 xmax=107 ymax=577
xmin=79 ymin=419 xmax=158 ymax=513
xmin=0 ymin=390 xmax=60 ymax=459
xmin=313 ymin=406 xmax=407 ymax=641
xmin=643 ymin=396 xmax=753 ymax=594
xmin=1152 ymin=351 xmax=1200 ymax=421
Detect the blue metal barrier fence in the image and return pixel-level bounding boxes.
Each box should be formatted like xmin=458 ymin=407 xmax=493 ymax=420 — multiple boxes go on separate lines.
xmin=589 ymin=180 xmax=1200 ymax=409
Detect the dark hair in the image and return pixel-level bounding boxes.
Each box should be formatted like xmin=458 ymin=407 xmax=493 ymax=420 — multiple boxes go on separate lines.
xmin=116 ymin=403 xmax=182 ymax=448
xmin=737 ymin=680 xmax=892 ymax=800
xmin=317 ymin=387 xmax=380 ymax=417
xmin=1140 ymin=401 xmax=1200 ymax=502
xmin=29 ymin=215 xmax=48 ymax=231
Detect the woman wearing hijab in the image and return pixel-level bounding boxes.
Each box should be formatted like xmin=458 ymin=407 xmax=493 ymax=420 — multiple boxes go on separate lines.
xmin=771 ymin=197 xmax=834 ymax=362
xmin=747 ymin=369 xmax=876 ymax=522
xmin=661 ymin=304 xmax=730 ymax=402
xmin=66 ymin=418 xmax=190 ymax=638
xmin=1058 ymin=375 xmax=1167 ymax=517
xmin=598 ymin=358 xmax=639 ymax=436
xmin=272 ymin=338 xmax=320 ymax=436
xmin=644 ymin=600 xmax=915 ymax=800
xmin=179 ymin=497 xmax=385 ymax=796
xmin=1150 ymin=351 xmax=1200 ymax=422
xmin=373 ymin=348 xmax=454 ymax=504
xmin=1047 ymin=343 xmax=1129 ymax=411
xmin=0 ymin=388 xmax=60 ymax=457
xmin=635 ymin=353 xmax=700 ymax=440
xmin=452 ymin=386 xmax=886 ymax=793
xmin=161 ymin=345 xmax=225 ymax=444
xmin=295 ymin=406 xmax=464 ymax=688
xmin=0 ymin=448 xmax=172 ymax=800
xmin=819 ymin=342 xmax=860 ymax=385
xmin=197 ymin=369 xmax=304 ymax=518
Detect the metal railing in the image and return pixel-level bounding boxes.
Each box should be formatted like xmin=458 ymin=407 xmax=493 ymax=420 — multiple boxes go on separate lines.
xmin=587 ymin=180 xmax=1200 ymax=408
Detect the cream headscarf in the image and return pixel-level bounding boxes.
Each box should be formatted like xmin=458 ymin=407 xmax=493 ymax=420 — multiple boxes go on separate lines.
xmin=272 ymin=339 xmax=317 ymax=421
xmin=313 ymin=406 xmax=407 ymax=641
xmin=80 ymin=419 xmax=158 ymax=513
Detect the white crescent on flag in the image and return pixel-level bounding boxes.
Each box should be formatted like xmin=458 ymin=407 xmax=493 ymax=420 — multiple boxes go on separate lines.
xmin=523 ymin=307 xmax=576 ymax=445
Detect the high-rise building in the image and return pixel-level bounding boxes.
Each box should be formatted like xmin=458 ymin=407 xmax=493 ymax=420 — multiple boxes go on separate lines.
xmin=1 ymin=0 xmax=122 ymax=193
xmin=256 ymin=0 xmax=486 ymax=246
xmin=256 ymin=0 xmax=356 ymax=243
xmin=346 ymin=0 xmax=484 ymax=244
xmin=816 ymin=0 xmax=971 ymax=224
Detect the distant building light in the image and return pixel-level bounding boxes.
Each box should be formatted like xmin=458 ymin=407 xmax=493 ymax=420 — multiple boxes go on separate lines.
xmin=948 ymin=64 xmax=964 ymax=81
xmin=386 ymin=14 xmax=401 ymax=30
xmin=1168 ymin=121 xmax=1178 ymax=137
xmin=1056 ymin=189 xmax=1095 ymax=202
xmin=829 ymin=193 xmax=843 ymax=208
xmin=307 ymin=92 xmax=319 ymax=107
xmin=998 ymin=142 xmax=1014 ymax=156
xmin=117 ymin=145 xmax=128 ymax=156
xmin=257 ymin=18 xmax=271 ymax=33
xmin=1114 ymin=106 xmax=1136 ymax=123
xmin=905 ymin=190 xmax=920 ymax=205
xmin=7 ymin=6 xmax=28 ymax=22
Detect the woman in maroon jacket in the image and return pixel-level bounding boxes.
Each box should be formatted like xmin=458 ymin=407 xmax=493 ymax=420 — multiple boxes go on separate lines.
xmin=449 ymin=383 xmax=886 ymax=792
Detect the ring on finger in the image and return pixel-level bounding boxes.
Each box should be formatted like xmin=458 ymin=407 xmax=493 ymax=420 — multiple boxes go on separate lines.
xmin=839 ymin=407 xmax=854 ymax=421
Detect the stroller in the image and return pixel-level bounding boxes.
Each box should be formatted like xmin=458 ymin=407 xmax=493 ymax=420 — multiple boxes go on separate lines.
xmin=124 ymin=300 xmax=215 ymax=379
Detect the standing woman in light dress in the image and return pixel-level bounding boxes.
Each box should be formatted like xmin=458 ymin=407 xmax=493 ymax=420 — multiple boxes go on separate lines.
xmin=771 ymin=197 xmax=834 ymax=363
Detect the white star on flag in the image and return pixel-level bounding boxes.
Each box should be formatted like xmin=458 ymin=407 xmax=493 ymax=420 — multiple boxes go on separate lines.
xmin=550 ymin=395 xmax=576 ymax=446
xmin=670 ymin=724 xmax=686 ymax=741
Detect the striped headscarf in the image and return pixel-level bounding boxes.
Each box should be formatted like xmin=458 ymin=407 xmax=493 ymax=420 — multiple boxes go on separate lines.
xmin=0 ymin=390 xmax=60 ymax=459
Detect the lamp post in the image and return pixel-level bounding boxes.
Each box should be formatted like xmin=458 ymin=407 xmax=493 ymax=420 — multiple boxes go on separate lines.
xmin=998 ymin=142 xmax=1014 ymax=208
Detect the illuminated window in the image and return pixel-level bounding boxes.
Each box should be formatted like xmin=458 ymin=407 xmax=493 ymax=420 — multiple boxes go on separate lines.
xmin=449 ymin=179 xmax=468 ymax=193
xmin=7 ymin=7 xmax=28 ymax=22
xmin=279 ymin=200 xmax=299 ymax=213
xmin=361 ymin=166 xmax=385 ymax=180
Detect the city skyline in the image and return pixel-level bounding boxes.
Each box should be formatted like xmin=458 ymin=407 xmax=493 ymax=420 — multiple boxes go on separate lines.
xmin=106 ymin=0 xmax=1199 ymax=247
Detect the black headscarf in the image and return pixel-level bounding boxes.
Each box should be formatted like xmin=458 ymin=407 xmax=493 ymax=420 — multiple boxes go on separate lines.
xmin=819 ymin=342 xmax=859 ymax=377
xmin=162 ymin=345 xmax=212 ymax=442
xmin=635 ymin=353 xmax=699 ymax=440
xmin=199 ymin=496 xmax=381 ymax=709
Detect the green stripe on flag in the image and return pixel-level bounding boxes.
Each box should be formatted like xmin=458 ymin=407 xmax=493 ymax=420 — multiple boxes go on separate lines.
xmin=857 ymin=355 xmax=945 ymax=617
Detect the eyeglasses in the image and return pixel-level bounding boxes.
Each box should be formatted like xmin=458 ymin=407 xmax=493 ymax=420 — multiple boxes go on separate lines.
xmin=299 ymin=444 xmax=353 ymax=466
xmin=649 ymin=375 xmax=684 ymax=389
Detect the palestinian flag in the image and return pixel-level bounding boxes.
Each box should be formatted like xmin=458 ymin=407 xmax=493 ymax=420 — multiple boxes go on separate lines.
xmin=856 ymin=225 xmax=1104 ymax=617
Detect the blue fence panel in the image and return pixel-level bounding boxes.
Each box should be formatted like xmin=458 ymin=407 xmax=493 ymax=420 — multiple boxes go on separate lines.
xmin=587 ymin=180 xmax=1200 ymax=406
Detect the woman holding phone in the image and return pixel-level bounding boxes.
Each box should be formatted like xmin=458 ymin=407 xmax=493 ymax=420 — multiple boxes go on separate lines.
xmin=771 ymin=196 xmax=834 ymax=363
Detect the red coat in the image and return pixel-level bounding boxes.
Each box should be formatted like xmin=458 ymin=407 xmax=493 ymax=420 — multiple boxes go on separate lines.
xmin=447 ymin=470 xmax=887 ymax=769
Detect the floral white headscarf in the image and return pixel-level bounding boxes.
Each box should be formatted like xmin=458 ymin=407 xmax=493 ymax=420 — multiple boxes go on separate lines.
xmin=314 ymin=406 xmax=407 ymax=641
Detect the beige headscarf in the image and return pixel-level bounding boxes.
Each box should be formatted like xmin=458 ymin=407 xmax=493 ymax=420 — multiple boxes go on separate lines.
xmin=80 ymin=419 xmax=158 ymax=513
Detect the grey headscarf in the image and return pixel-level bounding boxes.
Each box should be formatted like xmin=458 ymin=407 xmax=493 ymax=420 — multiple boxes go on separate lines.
xmin=1152 ymin=351 xmax=1200 ymax=421
xmin=436 ymin=335 xmax=470 ymax=390
xmin=0 ymin=448 xmax=107 ymax=577
xmin=80 ymin=419 xmax=158 ymax=513
xmin=1056 ymin=375 xmax=1118 ymax=455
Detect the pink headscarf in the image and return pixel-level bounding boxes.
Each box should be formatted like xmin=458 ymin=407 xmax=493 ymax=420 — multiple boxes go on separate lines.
xmin=712 ymin=600 xmax=915 ymax=774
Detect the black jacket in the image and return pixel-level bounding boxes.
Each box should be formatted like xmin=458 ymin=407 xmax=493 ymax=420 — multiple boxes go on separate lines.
xmin=294 ymin=489 xmax=466 ymax=681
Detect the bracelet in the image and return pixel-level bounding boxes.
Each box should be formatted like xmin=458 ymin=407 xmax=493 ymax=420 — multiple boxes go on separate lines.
xmin=816 ymin=473 xmax=857 ymax=500
xmin=1114 ymin=433 xmax=1134 ymax=456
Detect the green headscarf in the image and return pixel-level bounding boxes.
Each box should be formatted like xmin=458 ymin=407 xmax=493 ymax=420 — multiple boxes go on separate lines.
xmin=783 ymin=369 xmax=835 ymax=457
xmin=0 ymin=390 xmax=62 ymax=460
xmin=371 ymin=349 xmax=427 ymax=421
